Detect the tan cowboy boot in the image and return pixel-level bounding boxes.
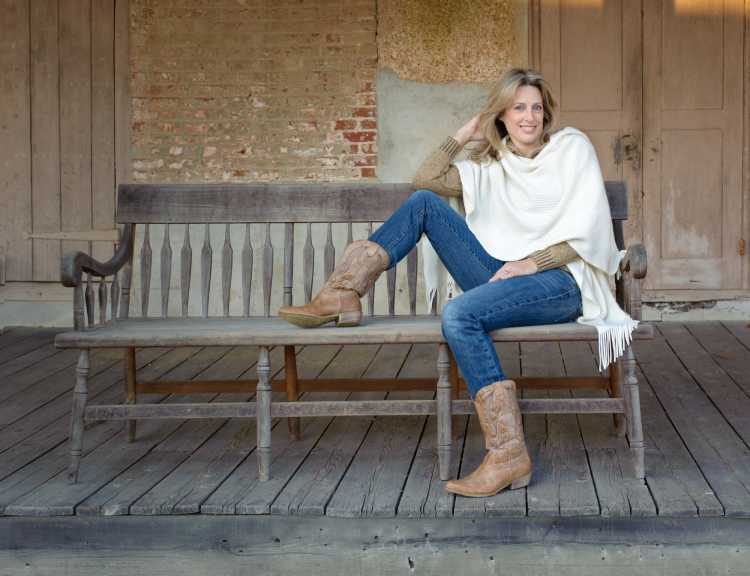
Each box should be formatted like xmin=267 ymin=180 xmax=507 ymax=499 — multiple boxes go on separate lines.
xmin=278 ymin=239 xmax=389 ymax=328
xmin=445 ymin=379 xmax=532 ymax=497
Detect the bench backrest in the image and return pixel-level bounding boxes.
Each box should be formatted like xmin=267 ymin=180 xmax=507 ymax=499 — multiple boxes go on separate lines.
xmin=80 ymin=182 xmax=628 ymax=326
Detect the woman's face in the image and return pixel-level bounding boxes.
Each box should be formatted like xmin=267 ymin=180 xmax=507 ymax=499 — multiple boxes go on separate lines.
xmin=500 ymin=85 xmax=545 ymax=155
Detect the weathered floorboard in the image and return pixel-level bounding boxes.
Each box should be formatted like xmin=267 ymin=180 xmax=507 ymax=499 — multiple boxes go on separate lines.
xmin=271 ymin=345 xmax=385 ymax=516
xmin=4 ymin=323 xmax=750 ymax=519
xmin=0 ymin=329 xmax=61 ymax=367
xmin=634 ymin=334 xmax=750 ymax=517
xmin=77 ymin=347 xmax=262 ymax=516
xmin=201 ymin=344 xmax=343 ymax=515
xmin=5 ymin=347 xmax=230 ymax=516
xmin=326 ymin=344 xmax=425 ymax=518
xmin=562 ymin=341 xmax=656 ymax=517
xmin=0 ymin=349 xmax=168 ymax=474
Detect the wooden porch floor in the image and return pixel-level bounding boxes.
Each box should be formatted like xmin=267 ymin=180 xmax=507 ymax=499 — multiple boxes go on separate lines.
xmin=1 ymin=322 xmax=750 ymax=519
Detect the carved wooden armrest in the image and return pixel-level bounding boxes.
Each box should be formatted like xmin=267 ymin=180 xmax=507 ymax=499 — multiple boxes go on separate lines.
xmin=60 ymin=224 xmax=134 ymax=287
xmin=617 ymin=243 xmax=647 ymax=320
xmin=619 ymin=243 xmax=647 ymax=279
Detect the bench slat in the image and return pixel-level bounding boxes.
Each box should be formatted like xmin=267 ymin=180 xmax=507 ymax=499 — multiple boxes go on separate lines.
xmin=55 ymin=317 xmax=654 ymax=348
xmin=117 ymin=182 xmax=628 ymax=223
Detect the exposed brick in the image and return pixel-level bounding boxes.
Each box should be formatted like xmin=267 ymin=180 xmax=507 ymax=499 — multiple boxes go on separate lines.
xmin=131 ymin=0 xmax=378 ymax=182
xmin=334 ymin=119 xmax=357 ymax=131
xmin=353 ymin=155 xmax=377 ymax=167
xmin=352 ymin=107 xmax=375 ymax=118
xmin=343 ymin=131 xmax=376 ymax=143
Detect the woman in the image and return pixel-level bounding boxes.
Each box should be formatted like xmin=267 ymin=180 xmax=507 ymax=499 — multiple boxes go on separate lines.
xmin=278 ymin=68 xmax=637 ymax=498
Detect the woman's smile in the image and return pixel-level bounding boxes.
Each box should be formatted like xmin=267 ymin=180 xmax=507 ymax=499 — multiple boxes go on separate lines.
xmin=501 ymin=85 xmax=545 ymax=155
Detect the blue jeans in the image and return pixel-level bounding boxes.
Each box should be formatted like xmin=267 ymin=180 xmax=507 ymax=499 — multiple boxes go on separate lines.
xmin=369 ymin=189 xmax=582 ymax=398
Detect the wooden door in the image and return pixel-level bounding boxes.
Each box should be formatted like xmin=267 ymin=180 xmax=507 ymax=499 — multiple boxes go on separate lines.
xmin=643 ymin=0 xmax=744 ymax=293
xmin=538 ymin=0 xmax=643 ymax=245
xmin=0 ymin=0 xmax=128 ymax=284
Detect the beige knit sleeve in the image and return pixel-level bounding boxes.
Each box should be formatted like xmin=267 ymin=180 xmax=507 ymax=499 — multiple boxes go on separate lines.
xmin=529 ymin=242 xmax=580 ymax=272
xmin=411 ymin=137 xmax=463 ymax=198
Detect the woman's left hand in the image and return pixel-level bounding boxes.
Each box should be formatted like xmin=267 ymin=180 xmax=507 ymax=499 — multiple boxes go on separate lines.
xmin=489 ymin=259 xmax=538 ymax=282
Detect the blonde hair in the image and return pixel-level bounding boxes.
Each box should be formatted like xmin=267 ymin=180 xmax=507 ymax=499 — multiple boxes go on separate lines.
xmin=473 ymin=68 xmax=558 ymax=161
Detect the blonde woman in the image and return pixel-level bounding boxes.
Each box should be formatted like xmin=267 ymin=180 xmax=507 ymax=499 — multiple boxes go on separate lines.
xmin=279 ymin=68 xmax=636 ymax=498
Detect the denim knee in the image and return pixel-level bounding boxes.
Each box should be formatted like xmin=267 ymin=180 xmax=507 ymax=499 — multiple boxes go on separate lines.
xmin=441 ymin=297 xmax=473 ymax=340
xmin=409 ymin=188 xmax=440 ymax=208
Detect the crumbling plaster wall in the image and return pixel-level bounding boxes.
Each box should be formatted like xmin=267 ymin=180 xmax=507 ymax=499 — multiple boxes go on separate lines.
xmin=376 ymin=0 xmax=528 ymax=183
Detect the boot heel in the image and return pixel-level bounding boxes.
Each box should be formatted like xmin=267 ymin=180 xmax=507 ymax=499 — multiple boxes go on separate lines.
xmin=336 ymin=311 xmax=362 ymax=327
xmin=510 ymin=473 xmax=531 ymax=489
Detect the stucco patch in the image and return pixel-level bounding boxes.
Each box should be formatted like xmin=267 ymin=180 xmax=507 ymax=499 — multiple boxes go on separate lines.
xmin=377 ymin=0 xmax=526 ymax=84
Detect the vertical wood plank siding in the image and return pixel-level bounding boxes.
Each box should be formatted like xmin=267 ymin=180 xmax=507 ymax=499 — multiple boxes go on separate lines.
xmin=1 ymin=0 xmax=121 ymax=283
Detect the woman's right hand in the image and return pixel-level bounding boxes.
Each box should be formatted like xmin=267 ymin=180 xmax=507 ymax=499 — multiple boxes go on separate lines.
xmin=454 ymin=114 xmax=485 ymax=146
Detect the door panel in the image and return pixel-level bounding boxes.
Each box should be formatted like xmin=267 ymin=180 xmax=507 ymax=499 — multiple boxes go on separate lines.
xmin=0 ymin=0 xmax=122 ymax=283
xmin=643 ymin=0 xmax=743 ymax=290
xmin=540 ymin=0 xmax=642 ymax=244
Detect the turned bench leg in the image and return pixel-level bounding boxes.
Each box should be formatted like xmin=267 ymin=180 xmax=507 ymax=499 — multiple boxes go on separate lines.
xmin=257 ymin=346 xmax=272 ymax=481
xmin=623 ymin=346 xmax=645 ymax=480
xmin=68 ymin=350 xmax=89 ymax=484
xmin=284 ymin=345 xmax=301 ymax=440
xmin=436 ymin=344 xmax=453 ymax=481
xmin=448 ymin=348 xmax=460 ymax=400
xmin=125 ymin=347 xmax=137 ymax=442
xmin=609 ymin=357 xmax=626 ymax=437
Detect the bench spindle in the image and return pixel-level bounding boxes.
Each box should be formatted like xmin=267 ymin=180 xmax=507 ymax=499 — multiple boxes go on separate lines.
xmin=110 ymin=255 xmax=120 ymax=320
xmin=407 ymin=248 xmax=417 ymax=315
xmin=242 ymin=223 xmax=253 ymax=317
xmin=181 ymin=224 xmax=192 ymax=317
xmin=73 ymin=284 xmax=84 ymax=330
xmin=222 ymin=224 xmax=233 ymax=316
xmin=303 ymin=223 xmax=314 ymax=303
xmin=85 ymin=275 xmax=95 ymax=327
xmin=140 ymin=224 xmax=152 ymax=317
xmin=263 ymin=223 xmax=273 ymax=317
xmin=283 ymin=223 xmax=294 ymax=308
xmin=98 ymin=277 xmax=107 ymax=324
xmin=160 ymin=224 xmax=172 ymax=317
xmin=387 ymin=266 xmax=397 ymax=316
xmin=324 ymin=223 xmax=335 ymax=279
xmin=201 ymin=224 xmax=212 ymax=318
xmin=367 ymin=222 xmax=375 ymax=316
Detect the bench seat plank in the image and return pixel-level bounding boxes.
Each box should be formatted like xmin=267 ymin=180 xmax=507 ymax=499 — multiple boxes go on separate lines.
xmin=55 ymin=317 xmax=654 ymax=348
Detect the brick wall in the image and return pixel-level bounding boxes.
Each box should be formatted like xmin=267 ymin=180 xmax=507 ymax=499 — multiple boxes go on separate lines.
xmin=130 ymin=0 xmax=377 ymax=182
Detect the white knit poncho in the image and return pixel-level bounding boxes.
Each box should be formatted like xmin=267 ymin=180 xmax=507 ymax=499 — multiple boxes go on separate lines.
xmin=421 ymin=127 xmax=638 ymax=371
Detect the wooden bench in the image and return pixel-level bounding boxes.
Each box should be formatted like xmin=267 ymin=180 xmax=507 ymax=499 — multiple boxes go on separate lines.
xmin=57 ymin=182 xmax=652 ymax=484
